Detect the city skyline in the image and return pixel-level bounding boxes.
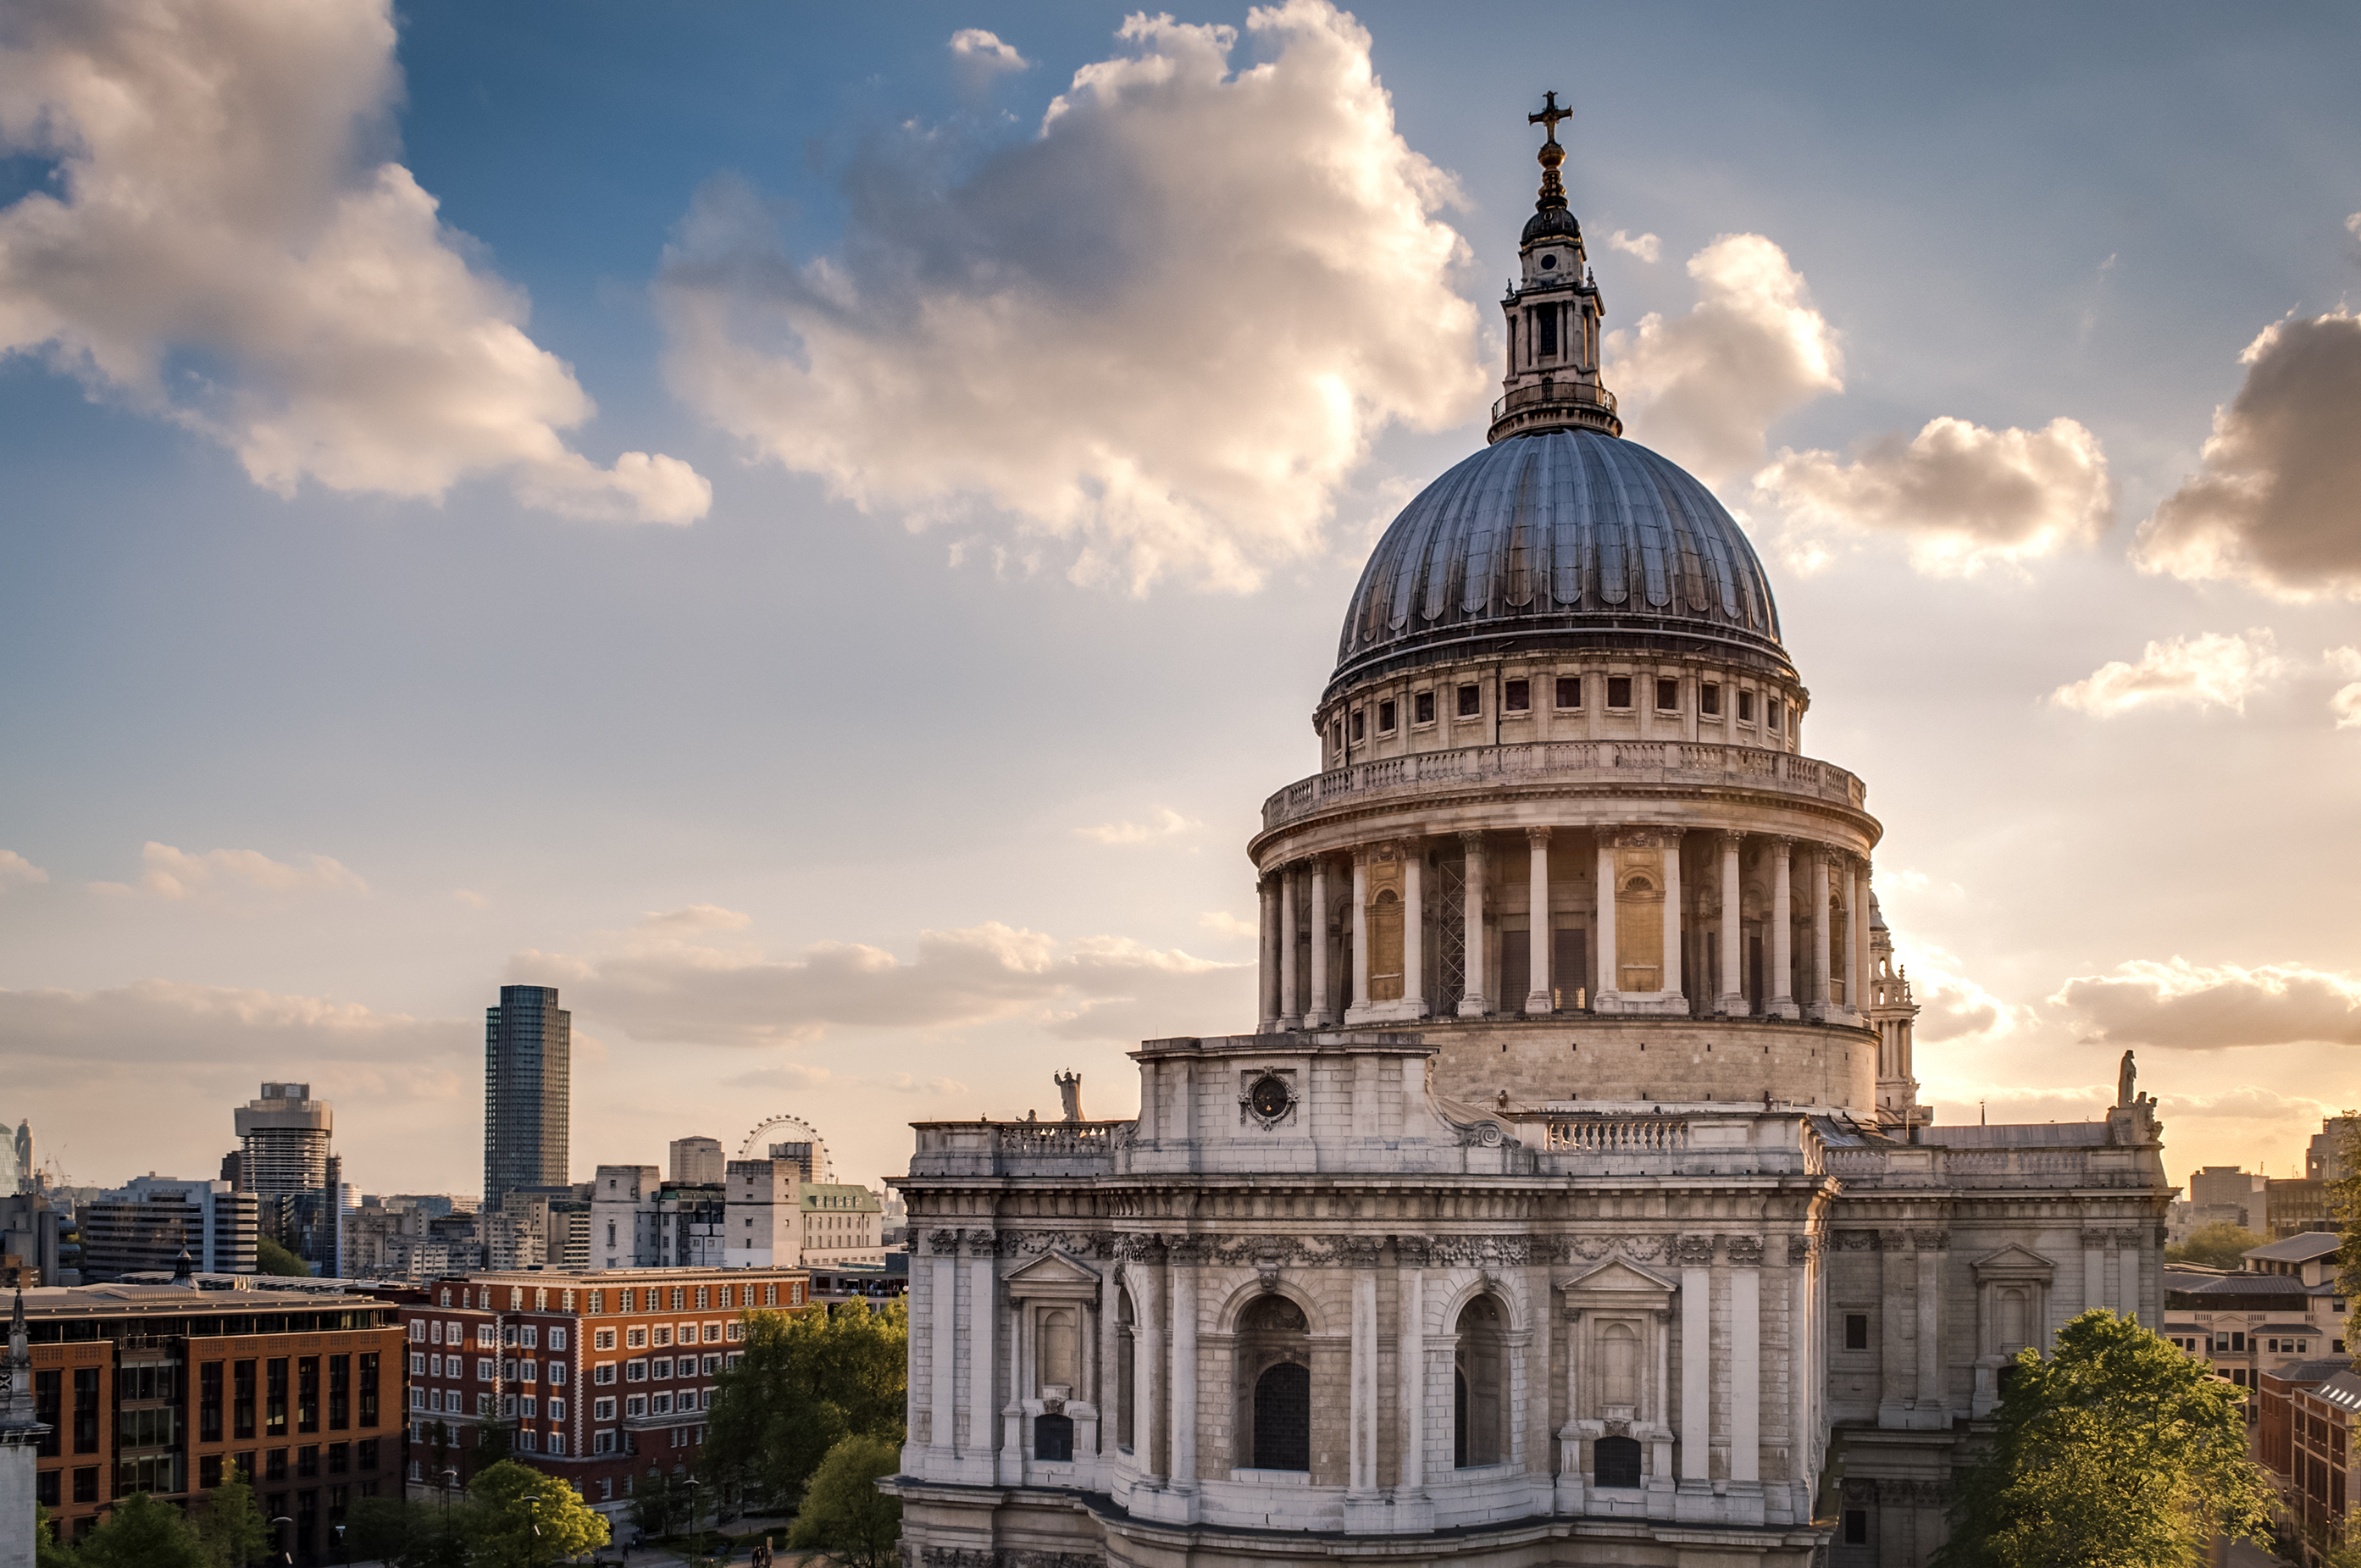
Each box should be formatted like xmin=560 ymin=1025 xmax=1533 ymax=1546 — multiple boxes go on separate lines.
xmin=5 ymin=0 xmax=2361 ymax=1198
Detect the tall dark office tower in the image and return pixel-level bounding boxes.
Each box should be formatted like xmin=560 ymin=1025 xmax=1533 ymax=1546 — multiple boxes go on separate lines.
xmin=484 ymin=984 xmax=570 ymax=1212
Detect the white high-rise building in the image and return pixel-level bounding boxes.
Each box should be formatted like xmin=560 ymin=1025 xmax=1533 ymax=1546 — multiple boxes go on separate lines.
xmin=233 ymin=1083 xmax=331 ymax=1197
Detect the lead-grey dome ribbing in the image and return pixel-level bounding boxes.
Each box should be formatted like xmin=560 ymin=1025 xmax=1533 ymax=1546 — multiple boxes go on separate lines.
xmin=1330 ymin=429 xmax=1785 ymax=698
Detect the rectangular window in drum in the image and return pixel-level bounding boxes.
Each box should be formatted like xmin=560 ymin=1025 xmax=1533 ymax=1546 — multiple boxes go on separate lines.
xmin=1655 ymin=678 xmax=1678 ymax=712
xmin=1504 ymin=679 xmax=1530 ymax=712
xmin=1415 ymin=691 xmax=1435 ymax=725
xmin=1843 ymin=1314 xmax=1870 ymax=1351
xmin=1700 ymin=683 xmax=1721 ymax=717
xmin=1606 ymin=676 xmax=1632 ymax=710
xmin=1555 ymin=676 xmax=1581 ymax=710
xmin=1377 ymin=699 xmax=1396 ymax=734
xmin=1456 ymin=684 xmax=1479 ymax=718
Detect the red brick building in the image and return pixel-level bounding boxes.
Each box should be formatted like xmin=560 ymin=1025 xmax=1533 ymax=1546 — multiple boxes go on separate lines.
xmin=396 ymin=1266 xmax=808 ymax=1521
xmin=25 ymin=1279 xmax=403 ymax=1564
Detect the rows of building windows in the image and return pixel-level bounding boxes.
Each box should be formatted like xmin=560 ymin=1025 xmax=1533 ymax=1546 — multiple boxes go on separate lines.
xmin=431 ymin=1279 xmax=784 ymax=1312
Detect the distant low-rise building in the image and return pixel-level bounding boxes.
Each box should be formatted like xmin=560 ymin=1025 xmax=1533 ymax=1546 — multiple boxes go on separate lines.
xmin=2164 ymin=1233 xmax=2350 ymax=1397
xmin=668 ymin=1137 xmax=726 ymax=1186
xmin=78 ymin=1178 xmax=258 ymax=1280
xmin=24 ymin=1277 xmax=402 ymax=1556
xmin=797 ymin=1184 xmax=885 ymax=1268
xmin=395 ymin=1266 xmax=810 ymax=1524
xmin=2266 ymin=1177 xmax=2333 ymax=1241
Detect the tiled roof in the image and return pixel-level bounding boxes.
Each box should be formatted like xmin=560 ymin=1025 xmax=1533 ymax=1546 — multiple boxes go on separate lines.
xmin=2245 ymin=1232 xmax=2343 ymax=1263
xmin=2314 ymin=1371 xmax=2361 ymax=1411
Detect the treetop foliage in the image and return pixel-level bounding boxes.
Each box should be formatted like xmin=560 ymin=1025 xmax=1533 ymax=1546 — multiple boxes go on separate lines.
xmin=1934 ymin=1310 xmax=2274 ymax=1568
xmin=2162 ymin=1220 xmax=2263 ymax=1271
xmin=703 ymin=1299 xmax=908 ymax=1506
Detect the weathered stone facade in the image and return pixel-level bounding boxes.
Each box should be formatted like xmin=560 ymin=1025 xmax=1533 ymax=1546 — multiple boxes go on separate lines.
xmin=886 ymin=107 xmax=2172 ymax=1568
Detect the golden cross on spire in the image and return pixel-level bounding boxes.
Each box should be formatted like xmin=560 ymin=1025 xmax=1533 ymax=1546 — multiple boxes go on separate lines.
xmin=1528 ymin=90 xmax=1572 ymax=144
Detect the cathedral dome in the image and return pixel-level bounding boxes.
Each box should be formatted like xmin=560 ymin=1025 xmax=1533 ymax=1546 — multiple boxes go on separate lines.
xmin=1520 ymin=205 xmax=1582 ymax=244
xmin=1328 ymin=428 xmax=1786 ymax=700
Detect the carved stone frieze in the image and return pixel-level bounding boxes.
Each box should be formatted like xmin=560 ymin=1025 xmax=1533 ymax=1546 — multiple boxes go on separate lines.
xmin=1725 ymin=1234 xmax=1765 ymax=1266
xmin=1674 ymin=1235 xmax=1715 ymax=1266
xmin=1909 ymin=1230 xmax=1949 ymax=1252
xmin=1835 ymin=1231 xmax=1878 ymax=1252
xmin=962 ymin=1228 xmax=998 ymax=1256
xmin=1341 ymin=1237 xmax=1383 ymax=1269
xmin=1394 ymin=1235 xmax=1432 ymax=1268
xmin=2080 ymin=1229 xmax=2110 ymax=1250
xmin=1111 ymin=1233 xmax=1166 ymax=1262
xmin=926 ymin=1229 xmax=962 ymax=1257
xmin=1877 ymin=1230 xmax=1907 ymax=1254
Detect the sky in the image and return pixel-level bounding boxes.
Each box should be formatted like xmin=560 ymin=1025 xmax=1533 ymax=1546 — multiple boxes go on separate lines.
xmin=5 ymin=0 xmax=2361 ymax=1200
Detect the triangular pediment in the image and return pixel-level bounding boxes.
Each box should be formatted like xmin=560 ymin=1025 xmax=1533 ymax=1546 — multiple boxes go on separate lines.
xmin=1558 ymin=1256 xmax=1679 ymax=1296
xmin=1970 ymin=1243 xmax=2056 ymax=1282
xmin=1005 ymin=1249 xmax=1100 ymax=1296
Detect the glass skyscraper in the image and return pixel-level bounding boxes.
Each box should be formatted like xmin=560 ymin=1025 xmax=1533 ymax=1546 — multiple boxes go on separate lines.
xmin=484 ymin=985 xmax=570 ymax=1211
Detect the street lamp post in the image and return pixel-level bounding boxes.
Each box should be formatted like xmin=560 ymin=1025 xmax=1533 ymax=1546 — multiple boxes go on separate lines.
xmin=683 ymin=1479 xmax=701 ymax=1540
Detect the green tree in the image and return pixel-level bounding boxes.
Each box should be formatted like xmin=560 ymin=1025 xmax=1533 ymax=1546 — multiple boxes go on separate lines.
xmin=788 ymin=1434 xmax=904 ymax=1568
xmin=2327 ymin=1113 xmax=2361 ymax=1316
xmin=629 ymin=1473 xmax=692 ymax=1540
xmin=2163 ymin=1220 xmax=2264 ymax=1270
xmin=253 ymin=1236 xmax=309 ymax=1277
xmin=462 ymin=1460 xmax=608 ymax=1568
xmin=36 ymin=1506 xmax=75 ymax=1568
xmin=703 ymin=1299 xmax=907 ymax=1506
xmin=64 ymin=1493 xmax=211 ymax=1568
xmin=1936 ymin=1310 xmax=2275 ymax=1567
xmin=194 ymin=1476 xmax=270 ymax=1568
xmin=473 ymin=1416 xmax=513 ymax=1468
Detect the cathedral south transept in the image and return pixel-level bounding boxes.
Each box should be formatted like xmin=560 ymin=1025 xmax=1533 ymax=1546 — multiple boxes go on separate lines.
xmin=889 ymin=99 xmax=2173 ymax=1568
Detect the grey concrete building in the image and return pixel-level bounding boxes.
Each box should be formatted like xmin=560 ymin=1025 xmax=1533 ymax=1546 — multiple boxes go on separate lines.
xmin=231 ymin=1083 xmax=331 ymax=1198
xmin=886 ymin=107 xmax=2174 ymax=1568
xmin=76 ymin=1177 xmax=258 ymax=1279
xmin=485 ymin=984 xmax=570 ymax=1212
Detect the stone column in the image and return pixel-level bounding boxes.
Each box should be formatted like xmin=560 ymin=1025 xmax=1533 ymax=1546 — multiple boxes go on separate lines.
xmin=1677 ymin=1235 xmax=1711 ymax=1491
xmin=1132 ymin=1250 xmax=1165 ymax=1483
xmin=1278 ymin=866 xmax=1302 ymax=1031
xmin=1257 ymin=877 xmax=1280 ymax=1033
xmin=1660 ymin=829 xmax=1685 ymax=1003
xmin=1350 ymin=850 xmax=1372 ymax=1019
xmin=1169 ymin=1245 xmax=1199 ymax=1497
xmin=1308 ymin=858 xmax=1333 ymax=1028
xmin=929 ymin=1232 xmax=957 ymax=1460
xmin=1403 ymin=843 xmax=1427 ymax=1017
xmin=1459 ymin=833 xmax=1488 ymax=1017
xmin=1001 ymin=1295 xmax=1026 ymax=1483
xmin=1397 ymin=1238 xmax=1427 ymax=1498
xmin=1593 ymin=831 xmax=1617 ymax=1006
xmin=1808 ymin=848 xmax=1833 ymax=1022
xmin=1854 ymin=859 xmax=1873 ymax=1017
xmin=1729 ymin=1237 xmax=1763 ymax=1514
xmin=967 ymin=1232 xmax=997 ymax=1457
xmin=1527 ymin=828 xmax=1554 ymax=1013
xmin=1718 ymin=832 xmax=1746 ymax=1016
xmin=2082 ymin=1229 xmax=2106 ymax=1318
xmin=1841 ymin=856 xmax=1861 ymax=1019
xmin=1767 ymin=839 xmax=1797 ymax=1018
xmin=1788 ymin=1238 xmax=1814 ymax=1508
xmin=1915 ymin=1233 xmax=1943 ymax=1416
xmin=1349 ymin=1244 xmax=1380 ymax=1502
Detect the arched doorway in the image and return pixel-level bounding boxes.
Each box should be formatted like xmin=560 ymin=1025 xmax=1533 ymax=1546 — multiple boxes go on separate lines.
xmin=1235 ymin=1295 xmax=1310 ymax=1471
xmin=1453 ymin=1294 xmax=1508 ymax=1467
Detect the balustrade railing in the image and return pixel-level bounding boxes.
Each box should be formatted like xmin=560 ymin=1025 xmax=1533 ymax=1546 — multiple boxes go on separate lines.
xmin=1542 ymin=1115 xmax=1690 ymax=1155
xmin=1261 ymin=740 xmax=1867 ymax=831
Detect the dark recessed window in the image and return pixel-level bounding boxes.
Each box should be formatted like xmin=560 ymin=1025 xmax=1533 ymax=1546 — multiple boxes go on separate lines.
xmin=1655 ymin=678 xmax=1678 ymax=712
xmin=1415 ymin=690 xmax=1435 ymax=725
xmin=1700 ymin=683 xmax=1721 ymax=717
xmin=1844 ymin=1314 xmax=1870 ymax=1351
xmin=1555 ymin=676 xmax=1581 ymax=710
xmin=1331 ymin=722 xmax=1343 ymax=754
xmin=1538 ymin=253 xmax=1558 ymax=271
xmin=1350 ymin=709 xmax=1365 ymax=743
xmin=1504 ymin=679 xmax=1530 ymax=712
xmin=1737 ymin=690 xmax=1755 ymax=723
xmin=1606 ymin=676 xmax=1632 ymax=710
xmin=1844 ymin=1510 xmax=1869 ymax=1545
xmin=1377 ymin=699 xmax=1396 ymax=734
xmin=1538 ymin=307 xmax=1560 ymax=358
xmin=1456 ymin=684 xmax=1480 ymax=718
xmin=1768 ymin=701 xmax=1782 ymax=734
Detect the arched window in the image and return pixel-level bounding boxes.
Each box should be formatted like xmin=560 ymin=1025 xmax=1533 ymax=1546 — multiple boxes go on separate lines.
xmin=1593 ymin=1433 xmax=1641 ymax=1488
xmin=1454 ymin=1294 xmax=1508 ymax=1467
xmin=1236 ymin=1295 xmax=1310 ymax=1471
xmin=1034 ymin=1411 xmax=1073 ymax=1462
xmin=1115 ymin=1288 xmax=1135 ymax=1453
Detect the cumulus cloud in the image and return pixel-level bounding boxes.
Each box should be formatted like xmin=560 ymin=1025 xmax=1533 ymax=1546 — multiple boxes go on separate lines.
xmin=950 ymin=28 xmax=1028 ymax=72
xmin=0 ymin=0 xmax=707 ymax=522
xmin=2331 ymin=646 xmax=2361 ymax=728
xmin=2133 ymin=311 xmax=2361 ymax=599
xmin=1076 ymin=807 xmax=1200 ymax=845
xmin=1199 ymin=910 xmax=1258 ymax=940
xmin=658 ymin=0 xmax=1484 ymax=593
xmin=512 ymin=919 xmax=1244 ymax=1047
xmin=1605 ymin=230 xmax=1660 ymax=263
xmin=1604 ymin=233 xmax=1843 ymax=484
xmin=2049 ymin=629 xmax=2287 ymax=718
xmin=0 ymin=850 xmax=48 ymax=889
xmin=1754 ymin=415 xmax=2114 ymax=574
xmin=2050 ymin=958 xmax=2361 ymax=1050
xmin=98 ymin=840 xmax=368 ymax=900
